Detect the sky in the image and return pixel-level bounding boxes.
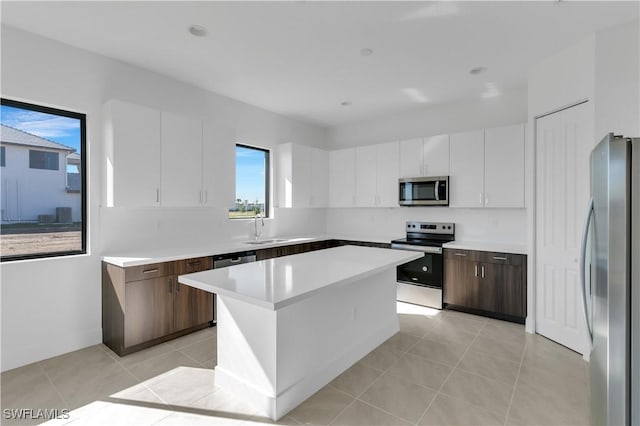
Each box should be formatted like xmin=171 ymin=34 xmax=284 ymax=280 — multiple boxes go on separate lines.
xmin=0 ymin=104 xmax=82 ymax=153
xmin=235 ymin=145 xmax=266 ymax=205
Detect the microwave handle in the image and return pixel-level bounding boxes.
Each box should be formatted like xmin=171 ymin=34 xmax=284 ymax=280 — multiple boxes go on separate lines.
xmin=434 ymin=180 xmax=439 ymax=201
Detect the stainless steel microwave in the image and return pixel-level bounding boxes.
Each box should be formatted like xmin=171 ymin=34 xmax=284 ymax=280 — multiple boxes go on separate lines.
xmin=399 ymin=176 xmax=449 ymax=206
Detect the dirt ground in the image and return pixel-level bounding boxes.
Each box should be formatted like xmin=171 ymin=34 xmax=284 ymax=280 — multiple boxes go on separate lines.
xmin=1 ymin=231 xmax=82 ymax=257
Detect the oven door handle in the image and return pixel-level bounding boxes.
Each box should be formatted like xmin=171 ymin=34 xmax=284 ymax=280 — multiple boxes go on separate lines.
xmin=391 ymin=244 xmax=442 ymax=254
xmin=435 ymin=180 xmax=439 ymax=201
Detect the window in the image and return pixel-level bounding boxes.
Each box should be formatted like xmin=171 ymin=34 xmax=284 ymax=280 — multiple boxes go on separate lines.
xmin=29 ymin=150 xmax=59 ymax=170
xmin=228 ymin=144 xmax=269 ymax=219
xmin=1 ymin=98 xmax=86 ymax=261
xmin=0 ymin=147 xmax=5 ymax=167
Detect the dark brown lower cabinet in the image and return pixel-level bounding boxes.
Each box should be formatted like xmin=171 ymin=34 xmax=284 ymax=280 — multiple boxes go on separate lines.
xmin=444 ymin=249 xmax=526 ymax=323
xmin=103 ymin=257 xmax=213 ymax=356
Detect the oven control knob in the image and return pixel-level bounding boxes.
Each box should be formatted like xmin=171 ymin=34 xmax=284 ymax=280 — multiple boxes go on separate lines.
xmin=422 ymin=266 xmax=428 ymax=272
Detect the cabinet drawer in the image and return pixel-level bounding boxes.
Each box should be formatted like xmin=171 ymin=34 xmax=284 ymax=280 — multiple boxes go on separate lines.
xmin=177 ymin=257 xmax=213 ymax=274
xmin=125 ymin=262 xmax=175 ymax=282
xmin=444 ymin=248 xmax=476 ymax=261
xmin=476 ymin=251 xmax=524 ymax=266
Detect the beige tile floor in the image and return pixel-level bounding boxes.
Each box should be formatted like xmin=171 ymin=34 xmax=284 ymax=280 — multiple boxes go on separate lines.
xmin=1 ymin=303 xmax=589 ymax=426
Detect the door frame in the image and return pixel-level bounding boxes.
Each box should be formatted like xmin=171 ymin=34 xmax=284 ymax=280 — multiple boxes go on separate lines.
xmin=528 ymin=99 xmax=590 ymax=358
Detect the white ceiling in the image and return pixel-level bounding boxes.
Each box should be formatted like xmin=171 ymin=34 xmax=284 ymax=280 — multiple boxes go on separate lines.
xmin=1 ymin=1 xmax=638 ymax=127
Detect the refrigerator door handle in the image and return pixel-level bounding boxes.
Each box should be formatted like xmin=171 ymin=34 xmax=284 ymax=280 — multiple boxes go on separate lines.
xmin=580 ymin=197 xmax=595 ymax=346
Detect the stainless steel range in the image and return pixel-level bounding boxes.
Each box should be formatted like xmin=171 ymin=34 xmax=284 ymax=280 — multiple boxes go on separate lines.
xmin=391 ymin=221 xmax=455 ymax=309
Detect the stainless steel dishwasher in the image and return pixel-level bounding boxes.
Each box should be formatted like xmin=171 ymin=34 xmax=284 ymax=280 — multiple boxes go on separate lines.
xmin=211 ymin=251 xmax=257 ymax=323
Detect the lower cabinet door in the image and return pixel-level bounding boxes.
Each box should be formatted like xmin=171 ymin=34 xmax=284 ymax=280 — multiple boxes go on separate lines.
xmin=494 ymin=264 xmax=525 ymax=318
xmin=124 ymin=277 xmax=173 ymax=347
xmin=472 ymin=263 xmax=498 ymax=312
xmin=174 ymin=282 xmax=214 ymax=332
xmin=444 ymin=258 xmax=476 ymax=307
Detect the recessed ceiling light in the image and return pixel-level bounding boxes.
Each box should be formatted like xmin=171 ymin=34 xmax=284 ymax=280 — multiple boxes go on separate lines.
xmin=469 ymin=66 xmax=487 ymax=75
xmin=188 ymin=25 xmax=208 ymax=37
xmin=341 ymin=101 xmax=352 ymax=106
xmin=360 ymin=48 xmax=373 ymax=57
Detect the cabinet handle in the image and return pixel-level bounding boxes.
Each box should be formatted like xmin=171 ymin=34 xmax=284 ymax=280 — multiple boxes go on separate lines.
xmin=187 ymin=261 xmax=201 ymax=266
xmin=493 ymin=256 xmax=508 ymax=261
xmin=481 ymin=266 xmax=485 ymax=278
xmin=475 ymin=265 xmax=478 ymax=277
xmin=485 ymin=194 xmax=489 ymax=206
xmin=204 ymin=191 xmax=208 ymax=204
xmin=479 ymin=192 xmax=483 ymax=205
xmin=168 ymin=277 xmax=173 ymax=293
xmin=143 ymin=268 xmax=159 ymax=274
xmin=156 ymin=188 xmax=160 ymax=203
xmin=175 ymin=279 xmax=180 ymax=292
xmin=199 ymin=190 xmax=203 ymax=204
xmin=455 ymin=253 xmax=467 ymax=257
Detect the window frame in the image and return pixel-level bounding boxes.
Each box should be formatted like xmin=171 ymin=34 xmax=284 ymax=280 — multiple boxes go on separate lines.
xmin=0 ymin=146 xmax=5 ymax=167
xmin=0 ymin=98 xmax=87 ymax=262
xmin=229 ymin=143 xmax=270 ymax=219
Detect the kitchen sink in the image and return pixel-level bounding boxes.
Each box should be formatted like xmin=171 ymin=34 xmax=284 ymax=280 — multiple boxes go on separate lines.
xmin=244 ymin=239 xmax=288 ymax=245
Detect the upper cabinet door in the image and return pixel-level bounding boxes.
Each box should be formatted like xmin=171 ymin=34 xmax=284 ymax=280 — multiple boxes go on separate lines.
xmin=422 ymin=134 xmax=450 ymax=177
xmin=292 ymin=144 xmax=312 ymax=208
xmin=484 ymin=124 xmax=525 ymax=208
xmin=310 ymin=147 xmax=329 ymax=207
xmin=161 ymin=112 xmax=203 ymax=207
xmin=376 ymin=141 xmax=400 ymax=207
xmin=355 ymin=145 xmax=377 ymax=207
xmin=329 ymin=148 xmax=356 ymax=207
xmin=449 ymin=130 xmax=485 ymax=208
xmin=202 ymin=122 xmax=236 ymax=208
xmin=105 ymin=100 xmax=161 ymax=207
xmin=399 ymin=138 xmax=424 ymax=178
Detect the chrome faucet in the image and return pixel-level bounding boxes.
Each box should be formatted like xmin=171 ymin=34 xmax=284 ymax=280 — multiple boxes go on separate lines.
xmin=254 ymin=212 xmax=264 ymax=240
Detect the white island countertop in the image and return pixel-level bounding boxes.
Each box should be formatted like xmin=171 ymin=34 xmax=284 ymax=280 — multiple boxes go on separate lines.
xmin=179 ymin=245 xmax=422 ymax=310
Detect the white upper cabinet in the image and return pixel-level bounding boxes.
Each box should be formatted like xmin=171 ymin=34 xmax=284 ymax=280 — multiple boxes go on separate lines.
xmin=422 ymin=134 xmax=450 ymax=177
xmin=399 ymin=138 xmax=423 ymax=178
xmin=202 ymin=122 xmax=236 ymax=209
xmin=104 ymin=100 xmax=161 ymax=207
xmin=161 ymin=112 xmax=203 ymax=207
xmin=484 ymin=124 xmax=525 ymax=208
xmin=276 ymin=143 xmax=328 ymax=208
xmin=104 ymin=99 xmax=236 ymax=208
xmin=449 ymin=124 xmax=525 ymax=208
xmin=353 ymin=141 xmax=399 ymax=207
xmin=329 ymin=148 xmax=356 ymax=208
xmin=309 ymin=147 xmax=329 ymax=207
xmin=400 ymin=135 xmax=449 ymax=178
xmin=375 ymin=141 xmax=400 ymax=207
xmin=355 ymin=145 xmax=378 ymax=207
xmin=449 ymin=130 xmax=485 ymax=208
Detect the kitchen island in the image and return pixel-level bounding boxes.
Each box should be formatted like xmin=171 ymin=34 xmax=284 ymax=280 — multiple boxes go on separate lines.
xmin=178 ymin=245 xmax=422 ymax=420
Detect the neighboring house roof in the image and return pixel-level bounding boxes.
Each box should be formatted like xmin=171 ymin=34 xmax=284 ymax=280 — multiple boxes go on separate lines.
xmin=0 ymin=124 xmax=76 ymax=152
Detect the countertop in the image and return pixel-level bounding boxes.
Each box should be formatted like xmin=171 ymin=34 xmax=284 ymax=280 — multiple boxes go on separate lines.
xmin=102 ymin=234 xmax=398 ymax=267
xmin=442 ymin=240 xmax=527 ymax=255
xmin=178 ymin=245 xmax=422 ymax=310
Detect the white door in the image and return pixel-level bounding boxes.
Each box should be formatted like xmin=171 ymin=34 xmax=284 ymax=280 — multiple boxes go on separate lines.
xmin=376 ymin=141 xmax=400 ymax=207
xmin=107 ymin=100 xmax=161 ymax=207
xmin=310 ymin=147 xmax=329 ymax=208
xmin=449 ymin=130 xmax=484 ymax=208
xmin=329 ymin=148 xmax=355 ymax=207
xmin=161 ymin=112 xmax=203 ymax=206
xmin=484 ymin=124 xmax=525 ymax=208
xmin=355 ymin=145 xmax=377 ymax=207
xmin=535 ymin=101 xmax=592 ymax=356
xmin=399 ymin=138 xmax=423 ymax=178
xmin=202 ymin=122 xmax=235 ymax=208
xmin=422 ymin=134 xmax=449 ymax=177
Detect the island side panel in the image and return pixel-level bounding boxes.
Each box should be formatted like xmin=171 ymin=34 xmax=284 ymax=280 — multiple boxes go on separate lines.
xmin=214 ymin=268 xmax=399 ymax=421
xmin=275 ymin=268 xmax=399 ymax=419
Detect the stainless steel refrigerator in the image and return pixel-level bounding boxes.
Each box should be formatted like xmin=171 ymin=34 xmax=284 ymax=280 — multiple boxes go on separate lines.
xmin=581 ymin=133 xmax=639 ymax=425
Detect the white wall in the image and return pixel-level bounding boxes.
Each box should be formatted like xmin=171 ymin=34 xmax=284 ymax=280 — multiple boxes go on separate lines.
xmin=328 ymin=89 xmax=527 ymax=149
xmin=595 ymin=19 xmax=640 ymax=138
xmin=0 ymin=25 xmax=328 ymax=372
xmin=326 ymin=89 xmax=529 ymax=245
